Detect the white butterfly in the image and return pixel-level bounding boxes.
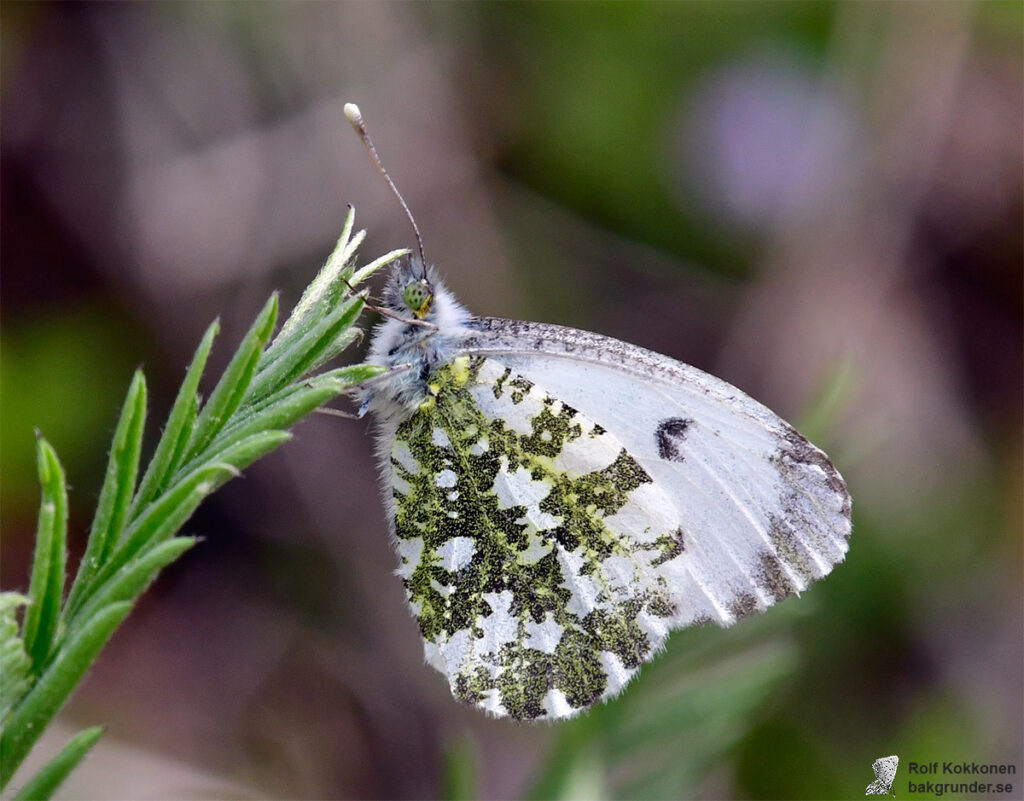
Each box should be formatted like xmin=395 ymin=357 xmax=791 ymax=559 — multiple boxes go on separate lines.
xmin=346 ymin=103 xmax=851 ymax=722
xmin=865 ymin=755 xmax=899 ymax=796
xmin=359 ymin=258 xmax=851 ymax=721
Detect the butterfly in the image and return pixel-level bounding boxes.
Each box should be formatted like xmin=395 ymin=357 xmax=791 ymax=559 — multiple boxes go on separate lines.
xmin=346 ymin=104 xmax=852 ymax=722
xmin=865 ymin=755 xmax=899 ymax=796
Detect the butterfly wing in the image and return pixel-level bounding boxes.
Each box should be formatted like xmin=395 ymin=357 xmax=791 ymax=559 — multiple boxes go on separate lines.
xmin=455 ymin=318 xmax=852 ymax=623
xmin=387 ymin=354 xmax=734 ymax=720
xmin=385 ymin=319 xmax=851 ymax=721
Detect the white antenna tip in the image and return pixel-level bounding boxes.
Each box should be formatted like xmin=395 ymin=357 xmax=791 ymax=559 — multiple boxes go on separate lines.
xmin=344 ymin=103 xmax=362 ymax=126
xmin=344 ymin=101 xmax=427 ymax=267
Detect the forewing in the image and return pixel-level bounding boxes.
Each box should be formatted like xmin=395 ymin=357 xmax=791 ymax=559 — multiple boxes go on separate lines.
xmin=456 ymin=319 xmax=852 ymax=625
xmin=388 ymin=355 xmax=714 ymax=721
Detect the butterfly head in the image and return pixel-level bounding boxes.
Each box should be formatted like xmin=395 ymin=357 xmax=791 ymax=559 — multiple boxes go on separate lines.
xmin=402 ymin=276 xmax=433 ymax=319
xmin=385 ymin=258 xmax=428 ymax=316
xmin=385 ymin=258 xmax=441 ymax=320
xmin=366 ymin=257 xmax=471 ymax=413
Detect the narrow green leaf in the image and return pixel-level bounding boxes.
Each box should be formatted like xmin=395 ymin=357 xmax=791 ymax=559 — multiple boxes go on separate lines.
xmin=20 ymin=504 xmax=53 ymax=661
xmin=302 ymin=327 xmax=362 ymax=377
xmin=186 ymin=295 xmax=278 ymax=459
xmin=247 ymin=295 xmax=364 ymax=400
xmin=63 ymin=372 xmax=147 ymax=618
xmin=260 ymin=298 xmax=330 ymax=376
xmin=104 ymin=463 xmax=229 ymax=571
xmin=12 ymin=725 xmax=104 ymax=801
xmin=275 ymin=208 xmax=360 ymax=342
xmin=349 ymin=247 xmax=409 ymax=288
xmin=161 ymin=394 xmax=198 ymax=500
xmin=22 ymin=440 xmax=68 ymax=672
xmin=130 ymin=320 xmax=219 ymax=514
xmin=258 ymin=322 xmax=360 ymax=392
xmin=63 ymin=539 xmax=196 ymax=645
xmin=203 ymin=383 xmax=340 ymax=458
xmin=65 ymin=464 xmax=229 ymax=622
xmin=94 ymin=371 xmax=146 ymax=559
xmin=0 ymin=594 xmax=33 ymax=722
xmin=201 ymin=430 xmax=292 ymax=475
xmin=119 ymin=466 xmax=214 ymax=565
xmin=318 ymin=363 xmax=389 ymax=389
xmin=239 ymin=374 xmax=338 ymax=420
xmin=323 ymin=268 xmax=357 ymax=310
xmin=0 ymin=602 xmax=131 ymax=790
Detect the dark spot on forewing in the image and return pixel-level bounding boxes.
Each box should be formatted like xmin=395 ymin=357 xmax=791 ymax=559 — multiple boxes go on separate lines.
xmin=727 ymin=592 xmax=760 ymax=622
xmin=755 ymin=551 xmax=799 ymax=603
xmin=778 ymin=426 xmax=852 ymax=525
xmin=655 ymin=417 xmax=694 ymax=462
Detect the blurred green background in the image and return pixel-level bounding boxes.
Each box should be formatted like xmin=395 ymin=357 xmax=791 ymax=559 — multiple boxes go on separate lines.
xmin=2 ymin=2 xmax=1021 ymax=799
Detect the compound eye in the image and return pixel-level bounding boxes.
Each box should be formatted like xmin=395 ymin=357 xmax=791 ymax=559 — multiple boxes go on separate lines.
xmin=403 ymin=279 xmax=433 ymax=318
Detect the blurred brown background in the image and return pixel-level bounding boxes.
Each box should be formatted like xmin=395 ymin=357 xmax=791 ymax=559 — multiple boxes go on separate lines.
xmin=2 ymin=2 xmax=1021 ymax=799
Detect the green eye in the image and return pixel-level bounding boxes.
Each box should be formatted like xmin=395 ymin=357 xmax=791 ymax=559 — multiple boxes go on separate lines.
xmin=404 ymin=280 xmax=433 ymax=318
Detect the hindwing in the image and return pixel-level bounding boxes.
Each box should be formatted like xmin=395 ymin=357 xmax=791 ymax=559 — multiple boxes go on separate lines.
xmin=389 ymin=355 xmax=709 ymax=721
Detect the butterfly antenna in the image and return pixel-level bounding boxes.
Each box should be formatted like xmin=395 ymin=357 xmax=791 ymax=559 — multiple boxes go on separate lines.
xmin=344 ymin=103 xmax=427 ymax=278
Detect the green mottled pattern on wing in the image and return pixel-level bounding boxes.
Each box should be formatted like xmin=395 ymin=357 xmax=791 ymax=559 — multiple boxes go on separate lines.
xmin=390 ymin=355 xmax=681 ymax=720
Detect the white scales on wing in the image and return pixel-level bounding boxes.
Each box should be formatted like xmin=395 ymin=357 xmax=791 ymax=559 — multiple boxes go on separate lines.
xmin=456 ymin=319 xmax=852 ymax=616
